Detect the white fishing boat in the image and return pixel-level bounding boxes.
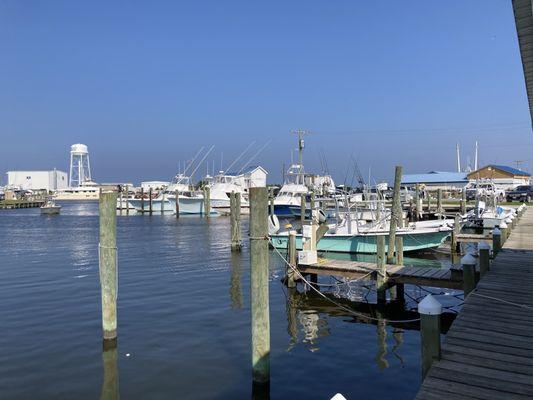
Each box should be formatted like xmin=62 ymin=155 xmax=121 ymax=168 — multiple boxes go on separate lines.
xmin=40 ymin=199 xmax=61 ymax=215
xmin=270 ymin=213 xmax=453 ymax=254
xmin=466 ymin=200 xmax=516 ymax=229
xmin=53 ymin=181 xmax=100 ymax=200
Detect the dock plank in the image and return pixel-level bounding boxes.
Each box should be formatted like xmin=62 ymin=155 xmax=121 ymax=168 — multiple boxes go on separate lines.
xmin=417 ymin=207 xmax=533 ymax=399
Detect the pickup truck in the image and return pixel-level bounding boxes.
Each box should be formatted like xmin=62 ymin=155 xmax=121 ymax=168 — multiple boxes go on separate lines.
xmin=506 ymin=185 xmax=533 ymax=202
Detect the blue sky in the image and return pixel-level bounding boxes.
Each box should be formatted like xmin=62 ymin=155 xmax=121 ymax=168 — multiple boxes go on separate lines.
xmin=1 ymin=0 xmax=532 ymax=185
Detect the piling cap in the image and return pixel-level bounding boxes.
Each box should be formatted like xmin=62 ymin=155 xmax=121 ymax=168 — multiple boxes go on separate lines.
xmin=500 ymin=221 xmax=508 ymax=229
xmin=418 ymin=294 xmax=442 ymax=315
xmin=492 ymin=227 xmax=501 ymax=236
xmin=478 ymin=241 xmax=491 ymax=250
xmin=461 ymin=253 xmax=477 ymax=266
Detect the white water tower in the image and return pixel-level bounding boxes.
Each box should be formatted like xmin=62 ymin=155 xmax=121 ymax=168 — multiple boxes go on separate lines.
xmin=69 ymin=143 xmax=92 ymax=187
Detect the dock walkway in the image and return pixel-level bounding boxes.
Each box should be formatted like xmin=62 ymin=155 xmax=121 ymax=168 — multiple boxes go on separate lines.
xmin=416 ymin=208 xmax=533 ymax=400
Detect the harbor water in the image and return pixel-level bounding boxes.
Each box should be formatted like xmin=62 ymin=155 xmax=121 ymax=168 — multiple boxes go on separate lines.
xmin=0 ymin=202 xmax=459 ymax=399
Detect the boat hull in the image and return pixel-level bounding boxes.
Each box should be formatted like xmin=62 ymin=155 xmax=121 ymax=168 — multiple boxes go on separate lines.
xmin=40 ymin=206 xmax=61 ymax=215
xmin=270 ymin=231 xmax=450 ymax=254
xmin=128 ymin=197 xmax=214 ymax=215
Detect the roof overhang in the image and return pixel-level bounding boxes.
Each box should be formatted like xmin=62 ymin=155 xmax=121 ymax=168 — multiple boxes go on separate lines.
xmin=513 ymin=0 xmax=533 ymax=126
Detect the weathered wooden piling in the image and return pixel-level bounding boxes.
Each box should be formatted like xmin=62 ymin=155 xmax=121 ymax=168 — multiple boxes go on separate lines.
xmin=140 ymin=187 xmax=145 ymax=213
xmin=99 ymin=191 xmax=118 ymax=341
xmin=492 ymin=227 xmax=502 ymax=256
xmin=310 ymin=190 xmax=315 ymax=212
xmin=300 ymin=194 xmax=306 ymax=224
xmin=395 ymin=235 xmax=404 ymax=266
xmin=175 ymin=190 xmax=180 ymax=218
xmin=203 ymin=186 xmax=211 ymax=217
xmin=415 ymin=184 xmax=421 ymax=221
xmin=500 ymin=221 xmax=508 ymax=243
xmin=119 ymin=187 xmax=123 ymax=215
xmin=287 ymin=231 xmax=297 ymax=288
xmin=376 ymin=235 xmax=387 ymax=303
xmin=426 ymin=191 xmax=431 ymax=216
xmin=148 ymin=188 xmax=153 ymax=214
xmin=249 ymin=187 xmax=270 ymax=384
xmin=387 ymin=166 xmax=402 ymax=264
xmin=461 ymin=253 xmax=476 ymax=296
xmin=269 ymin=189 xmax=274 ymax=216
xmin=419 ymin=295 xmax=442 ymax=379
xmin=436 ymin=189 xmax=443 ymax=218
xmin=124 ymin=185 xmax=129 ymax=215
xmin=478 ymin=241 xmax=490 ymax=277
xmin=450 ymin=214 xmax=461 ymax=253
xmin=230 ymin=192 xmax=242 ymax=251
xmin=460 ymin=189 xmax=467 ymax=215
xmin=161 ymin=191 xmax=166 ymax=214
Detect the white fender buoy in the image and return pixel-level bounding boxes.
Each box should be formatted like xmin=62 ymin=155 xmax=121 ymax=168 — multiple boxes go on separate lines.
xmin=268 ymin=214 xmax=280 ymax=235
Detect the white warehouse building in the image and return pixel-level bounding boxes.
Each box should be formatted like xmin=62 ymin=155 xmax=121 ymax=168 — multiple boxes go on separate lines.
xmin=7 ymin=170 xmax=68 ymax=192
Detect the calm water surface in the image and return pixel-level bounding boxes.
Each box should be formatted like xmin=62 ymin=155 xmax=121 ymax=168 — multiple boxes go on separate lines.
xmin=0 ymin=202 xmax=460 ymax=399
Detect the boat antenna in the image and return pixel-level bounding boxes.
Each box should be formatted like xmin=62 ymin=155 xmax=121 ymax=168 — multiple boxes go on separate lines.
xmin=237 ymin=139 xmax=272 ymax=174
xmin=292 ymin=130 xmax=309 ymax=184
xmin=182 ymin=146 xmax=205 ymax=177
xmin=188 ymin=145 xmax=215 ymax=181
xmin=456 ymin=143 xmax=461 ymax=172
xmin=474 ymin=141 xmax=478 ymax=171
xmin=225 ymin=141 xmax=256 ymax=173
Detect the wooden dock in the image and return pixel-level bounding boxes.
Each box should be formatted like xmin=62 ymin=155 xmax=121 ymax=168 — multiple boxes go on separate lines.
xmin=298 ymin=258 xmax=465 ymax=290
xmin=0 ymin=199 xmax=45 ymax=209
xmin=416 ymin=208 xmax=533 ymax=399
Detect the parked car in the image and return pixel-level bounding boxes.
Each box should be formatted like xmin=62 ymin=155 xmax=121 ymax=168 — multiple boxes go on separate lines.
xmin=465 ymin=182 xmax=505 ymax=201
xmin=506 ymin=185 xmax=533 ymax=203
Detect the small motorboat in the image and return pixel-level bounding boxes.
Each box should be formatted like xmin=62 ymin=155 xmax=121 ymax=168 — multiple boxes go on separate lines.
xmin=41 ymin=199 xmax=61 ymax=215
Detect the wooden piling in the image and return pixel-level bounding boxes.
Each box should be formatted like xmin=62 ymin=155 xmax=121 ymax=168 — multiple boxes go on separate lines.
xmin=460 ymin=189 xmax=467 ymax=215
xmin=451 ymin=214 xmax=461 ymax=253
xmin=119 ymin=187 xmax=123 ymax=215
xmin=300 ymin=194 xmax=305 ymax=225
xmin=148 ymin=188 xmax=153 ymax=214
xmin=395 ymin=235 xmax=404 ymax=266
xmin=125 ymin=185 xmax=129 ymax=215
xmin=426 ymin=191 xmax=431 ymax=216
xmin=478 ymin=242 xmax=490 ymax=277
xmin=461 ymin=253 xmax=476 ymax=296
xmin=376 ymin=235 xmax=387 ymax=303
xmin=419 ymin=295 xmax=442 ymax=380
xmin=310 ymin=190 xmax=315 ymax=213
xmin=269 ymin=189 xmax=274 ymax=216
xmin=99 ymin=191 xmax=118 ymax=341
xmin=161 ymin=191 xmax=166 ymax=214
xmin=249 ymin=187 xmax=270 ymax=384
xmin=415 ymin=184 xmax=421 ymax=221
xmin=287 ymin=231 xmax=296 ymax=288
xmin=437 ymin=189 xmax=443 ymax=218
xmin=493 ymin=227 xmax=502 ymax=256
xmin=387 ymin=166 xmax=402 ymax=264
xmin=175 ymin=190 xmax=179 ymax=218
xmin=203 ymin=186 xmax=211 ymax=217
xmin=141 ymin=187 xmax=145 ymax=213
xmin=231 ymin=192 xmax=242 ymax=251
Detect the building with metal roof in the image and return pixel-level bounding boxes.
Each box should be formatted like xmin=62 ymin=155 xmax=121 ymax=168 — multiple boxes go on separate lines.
xmin=467 ymin=164 xmax=531 ymax=188
xmin=401 ymin=171 xmax=469 ymax=190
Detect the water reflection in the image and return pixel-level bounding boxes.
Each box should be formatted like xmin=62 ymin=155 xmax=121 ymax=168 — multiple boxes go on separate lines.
xmin=285 ymin=288 xmax=456 ymax=369
xmin=100 ymin=340 xmax=119 ymax=400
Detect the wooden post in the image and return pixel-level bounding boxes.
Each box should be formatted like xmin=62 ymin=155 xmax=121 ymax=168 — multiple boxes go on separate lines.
xmin=461 ymin=253 xmax=476 ymax=296
xmin=492 ymin=227 xmax=502 ymax=256
xmin=478 ymin=241 xmax=490 ymax=277
xmin=395 ymin=235 xmax=404 ymax=266
xmin=203 ymin=186 xmax=211 ymax=217
xmin=161 ymin=191 xmax=165 ymax=214
xmin=310 ymin=190 xmax=315 ymax=212
xmin=415 ymin=184 xmax=421 ymax=221
xmin=460 ymin=189 xmax=467 ymax=215
xmin=419 ymin=295 xmax=442 ymax=380
xmin=119 ymin=187 xmax=123 ymax=215
xmin=300 ymin=194 xmax=305 ymax=225
xmin=141 ymin=187 xmax=145 ymax=214
xmin=287 ymin=230 xmax=297 ymax=288
xmin=451 ymin=214 xmax=461 ymax=253
xmin=100 ymin=341 xmax=119 ymax=400
xmin=249 ymin=187 xmax=270 ymax=384
xmin=231 ymin=192 xmax=242 ymax=251
xmin=125 ymin=185 xmax=129 ymax=215
xmin=99 ymin=190 xmax=118 ymax=341
xmin=426 ymin=191 xmax=431 ymax=217
xmin=148 ymin=188 xmax=153 ymax=214
xmin=269 ymin=189 xmax=274 ymax=216
xmin=387 ymin=166 xmax=402 ymax=264
xmin=437 ymin=188 xmax=443 ymax=218
xmin=175 ymin=190 xmax=179 ymax=218
xmin=376 ymin=235 xmax=387 ymax=303
xmin=500 ymin=221 xmax=508 ymax=244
